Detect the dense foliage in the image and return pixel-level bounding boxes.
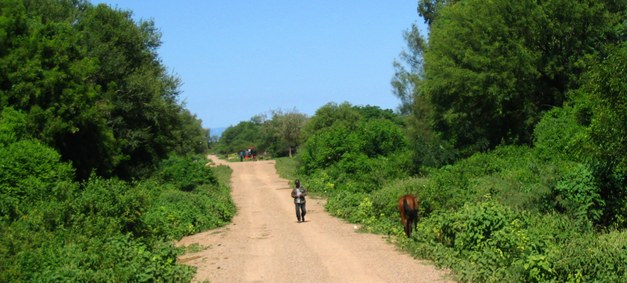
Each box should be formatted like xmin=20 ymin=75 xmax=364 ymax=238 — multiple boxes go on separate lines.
xmin=1 ymin=1 xmax=233 ymax=281
xmin=0 ymin=0 xmax=209 ymax=180
xmin=278 ymin=0 xmax=626 ymax=281
xmin=0 ymin=139 xmax=235 ymax=281
xmin=390 ymin=0 xmax=626 ymax=228
xmin=298 ymin=103 xmax=411 ymax=193
xmin=2 ymin=0 xmax=625 ymax=281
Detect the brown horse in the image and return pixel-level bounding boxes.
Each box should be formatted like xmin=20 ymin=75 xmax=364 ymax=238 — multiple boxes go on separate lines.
xmin=398 ymin=194 xmax=419 ymax=237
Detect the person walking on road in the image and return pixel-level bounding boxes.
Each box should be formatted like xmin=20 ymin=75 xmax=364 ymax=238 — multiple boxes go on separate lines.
xmin=291 ymin=179 xmax=308 ymax=223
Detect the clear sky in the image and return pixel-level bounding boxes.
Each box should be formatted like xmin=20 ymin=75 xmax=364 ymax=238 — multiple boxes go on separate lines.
xmin=92 ymin=1 xmax=426 ymax=132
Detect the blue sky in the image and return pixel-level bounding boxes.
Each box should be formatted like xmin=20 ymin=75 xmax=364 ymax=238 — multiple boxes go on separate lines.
xmin=92 ymin=1 xmax=426 ymax=133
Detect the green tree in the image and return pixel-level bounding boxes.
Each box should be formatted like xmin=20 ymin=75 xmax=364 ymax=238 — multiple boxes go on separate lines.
xmin=264 ymin=109 xmax=308 ymax=157
xmin=216 ymin=119 xmax=264 ymax=155
xmin=171 ymin=109 xmax=209 ymax=156
xmin=300 ymin=102 xmax=360 ymax=141
xmin=0 ymin=107 xmax=29 ymax=145
xmin=417 ymin=0 xmax=459 ymax=26
xmin=299 ymin=103 xmax=410 ymax=192
xmin=391 ymin=24 xmax=426 ymax=115
xmin=392 ymin=11 xmax=455 ymax=171
xmin=78 ymin=4 xmax=187 ymax=178
xmin=574 ymin=42 xmax=627 ymax=227
xmin=0 ymin=1 xmax=208 ymax=179
xmin=422 ymin=0 xmax=614 ymax=157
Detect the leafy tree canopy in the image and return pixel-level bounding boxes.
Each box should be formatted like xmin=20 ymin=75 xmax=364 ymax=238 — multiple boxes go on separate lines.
xmin=0 ymin=0 xmax=209 ymax=179
xmin=420 ymin=0 xmax=619 ymax=157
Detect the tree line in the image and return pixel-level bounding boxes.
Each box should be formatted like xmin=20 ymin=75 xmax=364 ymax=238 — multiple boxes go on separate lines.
xmin=219 ymin=0 xmax=625 ymax=228
xmin=220 ymin=0 xmax=625 ymax=281
xmin=394 ymin=0 xmax=625 ymax=227
xmin=1 ymin=1 xmax=232 ymax=281
xmin=1 ymin=0 xmax=624 ymax=281
xmin=1 ymin=0 xmax=209 ymax=180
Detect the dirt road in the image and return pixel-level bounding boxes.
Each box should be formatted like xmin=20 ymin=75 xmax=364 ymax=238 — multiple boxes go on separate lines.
xmin=177 ymin=155 xmax=452 ymax=283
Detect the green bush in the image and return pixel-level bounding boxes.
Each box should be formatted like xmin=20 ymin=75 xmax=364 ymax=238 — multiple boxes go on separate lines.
xmin=299 ymin=116 xmax=409 ymax=193
xmin=402 ymin=200 xmax=627 ymax=282
xmin=274 ymin=156 xmax=299 ymax=181
xmin=0 ymin=107 xmax=29 ymax=145
xmin=549 ymin=230 xmax=627 ymax=282
xmin=409 ymin=200 xmax=536 ymax=282
xmin=70 ymin=177 xmax=149 ymax=238
xmin=309 ymin=135 xmax=625 ymax=282
xmin=408 ymin=200 xmax=515 ymax=282
xmin=3 ymin=234 xmax=194 ymax=282
xmin=0 ymin=140 xmax=75 ymax=221
xmin=143 ymin=183 xmax=235 ymax=240
xmin=325 ymin=191 xmax=370 ymax=223
xmin=302 ymin=170 xmax=336 ymax=195
xmin=0 ymin=152 xmax=235 ymax=281
xmin=370 ymin=180 xmax=410 ymax=219
xmin=533 ymin=106 xmax=586 ymax=161
xmin=147 ymin=157 xmax=235 ymax=241
xmin=0 ymin=176 xmax=200 ymax=282
xmin=419 ymin=145 xmax=561 ymax=214
xmin=552 ymin=163 xmax=605 ymax=225
xmin=155 ymin=155 xmax=218 ymax=191
xmin=368 ymin=178 xmax=424 ymax=235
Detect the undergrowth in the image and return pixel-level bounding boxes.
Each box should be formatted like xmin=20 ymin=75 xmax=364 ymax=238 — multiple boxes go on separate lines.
xmin=285 ymin=145 xmax=627 ymax=282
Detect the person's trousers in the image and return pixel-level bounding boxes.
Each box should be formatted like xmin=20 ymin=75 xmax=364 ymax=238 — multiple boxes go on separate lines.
xmin=295 ymin=203 xmax=306 ymax=221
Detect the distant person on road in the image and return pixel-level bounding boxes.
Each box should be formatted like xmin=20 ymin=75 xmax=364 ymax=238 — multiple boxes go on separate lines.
xmin=239 ymin=150 xmax=244 ymax=162
xmin=291 ymin=179 xmax=308 ymax=223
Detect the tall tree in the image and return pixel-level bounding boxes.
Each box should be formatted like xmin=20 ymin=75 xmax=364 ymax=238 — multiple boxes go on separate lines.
xmin=171 ymin=109 xmax=209 ymax=156
xmin=266 ymin=109 xmax=307 ymax=158
xmin=575 ymin=42 xmax=627 ymax=227
xmin=417 ymin=0 xmax=459 ymax=26
xmin=0 ymin=1 xmax=208 ymax=179
xmin=392 ymin=4 xmax=462 ymax=170
xmin=391 ymin=24 xmax=426 ymax=115
xmin=422 ymin=0 xmax=614 ymax=157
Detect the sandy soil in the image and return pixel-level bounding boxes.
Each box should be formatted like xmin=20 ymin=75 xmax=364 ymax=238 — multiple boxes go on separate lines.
xmin=176 ymin=155 xmax=453 ymax=283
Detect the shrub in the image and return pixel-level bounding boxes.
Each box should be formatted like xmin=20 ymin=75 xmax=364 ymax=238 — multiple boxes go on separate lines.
xmin=533 ymin=106 xmax=586 ymax=161
xmin=552 ymin=163 xmax=605 ymax=225
xmin=3 ymin=234 xmax=194 ymax=282
xmin=143 ymin=184 xmax=235 ymax=240
xmin=302 ymin=170 xmax=336 ymax=195
xmin=155 ymin=155 xmax=218 ymax=191
xmin=419 ymin=145 xmax=561 ymax=214
xmin=0 ymin=140 xmax=75 ymax=221
xmin=371 ymin=177 xmax=429 ymax=218
xmin=0 ymin=154 xmax=235 ymax=282
xmin=68 ymin=177 xmax=149 ymax=238
xmin=549 ymin=230 xmax=627 ymax=282
xmin=325 ymin=191 xmax=370 ymax=223
xmin=411 ymin=199 xmax=539 ymax=282
xmin=368 ymin=178 xmax=425 ymax=235
xmin=298 ymin=116 xmax=409 ymax=193
xmin=0 ymin=107 xmax=29 ymax=145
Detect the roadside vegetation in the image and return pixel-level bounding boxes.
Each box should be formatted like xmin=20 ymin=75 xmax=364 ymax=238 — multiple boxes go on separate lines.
xmin=1 ymin=1 xmax=235 ymax=281
xmin=2 ymin=0 xmax=625 ymax=282
xmin=236 ymin=0 xmax=627 ymax=281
